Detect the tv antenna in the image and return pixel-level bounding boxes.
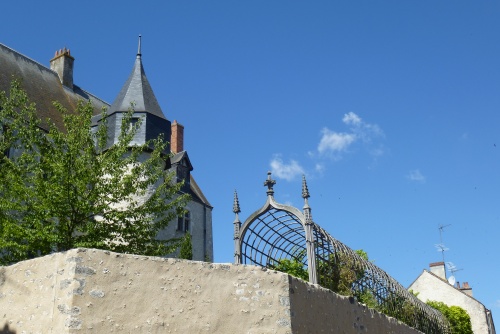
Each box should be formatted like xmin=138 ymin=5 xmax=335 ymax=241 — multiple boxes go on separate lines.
xmin=446 ymin=262 xmax=463 ymax=276
xmin=435 ymin=224 xmax=451 ymax=263
xmin=445 ymin=262 xmax=463 ymax=286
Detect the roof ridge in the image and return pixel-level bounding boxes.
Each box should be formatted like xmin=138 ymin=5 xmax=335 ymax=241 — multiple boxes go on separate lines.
xmin=0 ymin=43 xmax=54 ymax=74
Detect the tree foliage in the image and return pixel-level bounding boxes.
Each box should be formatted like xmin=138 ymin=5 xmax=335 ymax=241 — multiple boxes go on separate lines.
xmin=269 ymin=258 xmax=308 ymax=280
xmin=179 ymin=232 xmax=193 ymax=260
xmin=0 ymin=81 xmax=189 ymax=264
xmin=269 ymin=249 xmax=371 ymax=297
xmin=426 ymin=301 xmax=473 ymax=334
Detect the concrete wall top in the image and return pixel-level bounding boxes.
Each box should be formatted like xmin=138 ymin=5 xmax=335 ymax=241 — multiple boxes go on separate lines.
xmin=1 ymin=249 xmax=423 ymax=333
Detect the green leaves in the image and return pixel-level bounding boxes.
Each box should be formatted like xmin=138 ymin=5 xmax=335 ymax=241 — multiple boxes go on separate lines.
xmin=427 ymin=301 xmax=473 ymax=334
xmin=269 ymin=258 xmax=309 ymax=280
xmin=0 ymin=81 xmax=189 ymax=265
xmin=179 ymin=232 xmax=193 ymax=260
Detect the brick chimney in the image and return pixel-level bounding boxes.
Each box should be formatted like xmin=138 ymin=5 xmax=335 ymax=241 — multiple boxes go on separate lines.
xmin=171 ymin=120 xmax=184 ymax=154
xmin=50 ymin=47 xmax=74 ymax=89
xmin=429 ymin=262 xmax=446 ymax=280
xmin=460 ymin=282 xmax=473 ymax=297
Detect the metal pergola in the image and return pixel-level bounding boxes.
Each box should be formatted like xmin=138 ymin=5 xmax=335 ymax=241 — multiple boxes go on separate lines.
xmin=233 ymin=172 xmax=450 ymax=334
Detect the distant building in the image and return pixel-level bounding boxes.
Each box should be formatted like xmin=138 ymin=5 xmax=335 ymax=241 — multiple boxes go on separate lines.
xmin=0 ymin=41 xmax=213 ymax=261
xmin=409 ymin=262 xmax=495 ymax=334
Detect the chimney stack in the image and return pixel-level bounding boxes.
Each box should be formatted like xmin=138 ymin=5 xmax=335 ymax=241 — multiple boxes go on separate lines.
xmin=171 ymin=120 xmax=184 ymax=154
xmin=429 ymin=262 xmax=446 ymax=280
xmin=50 ymin=47 xmax=74 ymax=89
xmin=460 ymin=282 xmax=473 ymax=297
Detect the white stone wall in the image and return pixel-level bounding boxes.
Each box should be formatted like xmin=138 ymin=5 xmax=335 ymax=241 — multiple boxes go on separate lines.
xmin=409 ymin=270 xmax=492 ymax=334
xmin=0 ymin=249 xmax=423 ymax=334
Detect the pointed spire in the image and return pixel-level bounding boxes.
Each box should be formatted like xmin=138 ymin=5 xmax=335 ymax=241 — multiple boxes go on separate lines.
xmin=233 ymin=190 xmax=241 ymax=214
xmin=107 ymin=36 xmax=166 ymax=119
xmin=137 ymin=34 xmax=142 ymax=57
xmin=264 ymin=171 xmax=276 ymax=197
xmin=302 ymin=175 xmax=313 ymax=221
xmin=302 ymin=175 xmax=310 ymax=200
xmin=233 ymin=190 xmax=242 ymax=265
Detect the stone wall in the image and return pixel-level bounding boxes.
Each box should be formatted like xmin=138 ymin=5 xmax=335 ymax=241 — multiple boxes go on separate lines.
xmin=0 ymin=249 xmax=422 ymax=333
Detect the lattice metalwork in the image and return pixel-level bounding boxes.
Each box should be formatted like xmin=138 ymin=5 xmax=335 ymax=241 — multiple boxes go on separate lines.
xmin=233 ymin=172 xmax=451 ymax=334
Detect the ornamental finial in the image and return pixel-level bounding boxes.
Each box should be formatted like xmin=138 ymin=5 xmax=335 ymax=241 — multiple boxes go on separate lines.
xmin=233 ymin=190 xmax=241 ymax=214
xmin=137 ymin=34 xmax=142 ymax=57
xmin=301 ymin=174 xmax=310 ymax=199
xmin=264 ymin=171 xmax=276 ymax=197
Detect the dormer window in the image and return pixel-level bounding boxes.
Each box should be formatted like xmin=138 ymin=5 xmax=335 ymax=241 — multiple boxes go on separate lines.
xmin=129 ymin=117 xmax=139 ymax=132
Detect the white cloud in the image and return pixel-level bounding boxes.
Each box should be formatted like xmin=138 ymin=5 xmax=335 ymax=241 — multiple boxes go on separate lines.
xmin=271 ymin=112 xmax=385 ymax=179
xmin=317 ymin=112 xmax=384 ymax=157
xmin=344 ymin=112 xmax=384 ymax=142
xmin=317 ymin=128 xmax=356 ymax=154
xmin=407 ymin=169 xmax=425 ymax=182
xmin=270 ymin=156 xmax=304 ymax=181
xmin=494 ymin=300 xmax=500 ymax=308
xmin=342 ymin=112 xmax=362 ymax=126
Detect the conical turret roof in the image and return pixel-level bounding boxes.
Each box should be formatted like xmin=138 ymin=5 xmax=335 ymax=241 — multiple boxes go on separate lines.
xmin=108 ymin=38 xmax=166 ymax=119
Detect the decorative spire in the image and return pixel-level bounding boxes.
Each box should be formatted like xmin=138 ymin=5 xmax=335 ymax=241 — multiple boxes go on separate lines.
xmin=302 ymin=175 xmax=312 ymax=221
xmin=233 ymin=190 xmax=242 ymax=265
xmin=301 ymin=175 xmax=310 ymax=200
xmin=233 ymin=190 xmax=241 ymax=214
xmin=264 ymin=171 xmax=276 ymax=197
xmin=137 ymin=34 xmax=142 ymax=57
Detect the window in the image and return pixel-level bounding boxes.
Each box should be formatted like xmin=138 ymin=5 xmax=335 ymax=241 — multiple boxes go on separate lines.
xmin=128 ymin=117 xmax=139 ymax=132
xmin=177 ymin=211 xmax=190 ymax=232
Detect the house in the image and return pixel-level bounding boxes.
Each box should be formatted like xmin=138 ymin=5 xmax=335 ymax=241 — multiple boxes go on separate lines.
xmin=408 ymin=262 xmax=495 ymax=334
xmin=0 ymin=41 xmax=213 ymax=261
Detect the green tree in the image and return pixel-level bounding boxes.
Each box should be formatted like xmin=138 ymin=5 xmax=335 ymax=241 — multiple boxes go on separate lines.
xmin=269 ymin=258 xmax=308 ymax=280
xmin=427 ymin=301 xmax=473 ymax=334
xmin=316 ymin=249 xmax=369 ymax=296
xmin=269 ymin=249 xmax=371 ymax=297
xmin=0 ymin=81 xmax=189 ymax=265
xmin=179 ymin=232 xmax=193 ymax=260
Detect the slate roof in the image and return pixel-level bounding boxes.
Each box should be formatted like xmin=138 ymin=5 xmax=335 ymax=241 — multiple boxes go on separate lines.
xmin=171 ymin=151 xmax=193 ymax=171
xmin=107 ymin=52 xmax=165 ymax=119
xmin=190 ymin=175 xmax=212 ymax=208
xmin=0 ymin=43 xmax=108 ymax=131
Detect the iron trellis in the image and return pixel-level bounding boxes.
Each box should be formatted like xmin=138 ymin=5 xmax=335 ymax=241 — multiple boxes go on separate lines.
xmin=233 ymin=172 xmax=451 ymax=334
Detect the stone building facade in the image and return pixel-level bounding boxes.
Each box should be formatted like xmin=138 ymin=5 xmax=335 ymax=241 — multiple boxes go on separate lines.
xmin=0 ymin=41 xmax=213 ymax=261
xmin=409 ymin=262 xmax=496 ymax=334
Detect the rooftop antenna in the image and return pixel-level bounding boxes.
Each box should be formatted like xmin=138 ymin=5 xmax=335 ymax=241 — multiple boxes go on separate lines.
xmin=445 ymin=261 xmax=463 ymax=287
xmin=435 ymin=224 xmax=451 ymax=263
xmin=446 ymin=261 xmax=463 ymax=276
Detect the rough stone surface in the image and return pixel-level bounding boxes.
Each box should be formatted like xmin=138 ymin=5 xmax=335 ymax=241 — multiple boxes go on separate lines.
xmin=1 ymin=249 xmax=422 ymax=333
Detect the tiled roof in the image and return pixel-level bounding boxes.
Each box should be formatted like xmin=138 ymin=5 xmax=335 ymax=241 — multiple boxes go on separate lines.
xmin=0 ymin=43 xmax=108 ymax=131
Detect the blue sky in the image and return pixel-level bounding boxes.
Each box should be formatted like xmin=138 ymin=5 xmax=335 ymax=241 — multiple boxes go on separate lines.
xmin=3 ymin=0 xmax=500 ymax=324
